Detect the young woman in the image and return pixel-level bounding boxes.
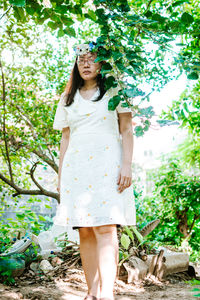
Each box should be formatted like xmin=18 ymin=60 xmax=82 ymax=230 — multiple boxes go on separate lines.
xmin=53 ymin=42 xmax=136 ymax=300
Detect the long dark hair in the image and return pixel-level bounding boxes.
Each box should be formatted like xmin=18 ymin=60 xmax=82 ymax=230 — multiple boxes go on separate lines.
xmin=63 ymin=57 xmax=107 ymax=107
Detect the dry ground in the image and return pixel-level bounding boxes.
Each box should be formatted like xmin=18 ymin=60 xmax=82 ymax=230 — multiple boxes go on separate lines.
xmin=0 ymin=266 xmax=199 ymax=300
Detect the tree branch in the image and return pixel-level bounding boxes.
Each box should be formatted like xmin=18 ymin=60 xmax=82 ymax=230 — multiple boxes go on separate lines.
xmin=6 ymin=132 xmax=58 ymax=173
xmin=0 ymin=5 xmax=12 ymax=21
xmin=13 ymin=104 xmax=39 ymax=140
xmin=10 ymin=103 xmax=57 ymax=171
xmin=0 ymin=59 xmax=14 ymax=183
xmin=29 ymin=161 xmax=46 ymax=192
xmin=146 ymin=0 xmax=154 ymax=12
xmin=0 ymin=171 xmax=59 ymax=202
xmin=188 ymin=214 xmax=199 ymax=236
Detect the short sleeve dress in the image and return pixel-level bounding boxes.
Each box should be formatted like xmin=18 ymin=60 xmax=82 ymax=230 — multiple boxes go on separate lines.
xmin=52 ymin=87 xmax=136 ymax=229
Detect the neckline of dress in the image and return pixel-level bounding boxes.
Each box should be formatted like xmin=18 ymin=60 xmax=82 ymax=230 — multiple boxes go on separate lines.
xmin=78 ymin=88 xmax=99 ymax=102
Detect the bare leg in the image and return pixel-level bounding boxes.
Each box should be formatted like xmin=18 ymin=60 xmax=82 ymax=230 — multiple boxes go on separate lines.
xmin=93 ymin=224 xmax=118 ymax=300
xmin=79 ymin=227 xmax=101 ymax=297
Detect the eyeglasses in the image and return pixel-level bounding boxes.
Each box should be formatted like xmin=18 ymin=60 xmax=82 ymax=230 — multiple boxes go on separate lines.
xmin=77 ymin=56 xmax=97 ymax=65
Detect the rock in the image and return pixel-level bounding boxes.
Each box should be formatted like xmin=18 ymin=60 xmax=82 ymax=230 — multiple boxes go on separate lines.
xmin=28 ymin=270 xmax=35 ymax=276
xmin=39 ymin=259 xmax=54 ymax=274
xmin=51 ymin=256 xmax=64 ymax=267
xmin=30 ymin=262 xmax=39 ymax=273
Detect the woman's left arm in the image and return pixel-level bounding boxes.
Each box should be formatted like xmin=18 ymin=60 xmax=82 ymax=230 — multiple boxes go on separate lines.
xmin=117 ymin=112 xmax=134 ymax=193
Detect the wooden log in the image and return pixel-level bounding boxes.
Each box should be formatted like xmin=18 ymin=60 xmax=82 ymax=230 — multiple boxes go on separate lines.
xmin=146 ymin=250 xmax=189 ymax=278
xmin=154 ymin=249 xmax=165 ymax=279
xmin=164 ymin=252 xmax=189 ymax=275
xmin=146 ymin=254 xmax=158 ymax=276
xmin=123 ymin=256 xmax=148 ymax=283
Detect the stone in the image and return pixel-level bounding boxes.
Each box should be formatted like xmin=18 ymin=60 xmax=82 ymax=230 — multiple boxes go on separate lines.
xmin=30 ymin=262 xmax=39 ymax=273
xmin=39 ymin=259 xmax=54 ymax=274
xmin=51 ymin=256 xmax=64 ymax=267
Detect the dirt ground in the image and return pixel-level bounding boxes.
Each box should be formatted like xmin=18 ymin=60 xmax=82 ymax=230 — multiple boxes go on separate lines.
xmin=0 ymin=267 xmax=199 ymax=300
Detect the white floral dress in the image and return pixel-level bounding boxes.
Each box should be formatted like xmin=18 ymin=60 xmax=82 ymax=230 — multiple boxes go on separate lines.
xmin=52 ymin=87 xmax=136 ymax=229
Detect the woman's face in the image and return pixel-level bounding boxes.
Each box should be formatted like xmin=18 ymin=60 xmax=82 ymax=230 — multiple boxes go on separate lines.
xmin=77 ymin=52 xmax=101 ymax=81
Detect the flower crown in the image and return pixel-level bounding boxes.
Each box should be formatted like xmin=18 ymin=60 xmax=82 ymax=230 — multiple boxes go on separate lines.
xmin=73 ymin=42 xmax=96 ymax=56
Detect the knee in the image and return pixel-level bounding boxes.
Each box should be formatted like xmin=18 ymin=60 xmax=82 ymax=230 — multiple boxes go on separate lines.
xmin=93 ymin=224 xmax=116 ymax=236
xmin=79 ymin=227 xmax=94 ymax=240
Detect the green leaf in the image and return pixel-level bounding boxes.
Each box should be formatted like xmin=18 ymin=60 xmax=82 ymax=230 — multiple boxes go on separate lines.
xmin=131 ymin=226 xmax=144 ymax=243
xmin=9 ymin=0 xmax=25 ymax=7
xmin=108 ymin=95 xmax=121 ymax=110
xmin=119 ymin=250 xmax=123 ymax=261
xmin=25 ymin=6 xmax=35 ymax=15
xmin=112 ymin=51 xmax=123 ymax=61
xmin=85 ymin=9 xmax=97 ymax=22
xmin=124 ymin=226 xmax=134 ymax=241
xmin=57 ymin=28 xmax=65 ymax=38
xmin=36 ymin=17 xmax=45 ymax=25
xmin=156 ymin=119 xmax=180 ymax=126
xmin=183 ymin=102 xmax=189 ymax=112
xmin=47 ymin=21 xmax=58 ymax=30
xmin=134 ymin=126 xmax=144 ymax=137
xmin=100 ymin=63 xmax=112 ymax=75
xmin=181 ymin=12 xmax=194 ymax=24
xmin=96 ymin=8 xmax=105 ymax=19
xmin=38 ymin=215 xmax=46 ymax=221
xmin=115 ymin=61 xmax=125 ymax=72
xmin=60 ymin=16 xmax=74 ymax=26
xmin=139 ymin=106 xmax=155 ymax=117
xmin=16 ymin=213 xmax=25 ymax=220
xmin=81 ymin=0 xmax=89 ymax=4
xmin=121 ymin=233 xmax=130 ymax=250
xmin=189 ymin=280 xmax=200 ymax=285
xmin=124 ymin=87 xmax=145 ymax=98
xmin=187 ymin=72 xmax=199 ymax=80
xmin=172 ymin=0 xmax=190 ymax=7
xmin=52 ymin=150 xmax=58 ymax=157
xmin=13 ymin=7 xmax=26 ymax=22
xmin=63 ymin=27 xmax=76 ymax=37
xmin=45 ymin=204 xmax=52 ymax=209
xmin=104 ymin=76 xmax=117 ymax=90
xmin=152 ymin=13 xmax=166 ymax=24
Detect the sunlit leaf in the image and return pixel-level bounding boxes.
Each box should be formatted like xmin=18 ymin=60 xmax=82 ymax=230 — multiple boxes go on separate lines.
xmin=9 ymin=0 xmax=25 ymax=7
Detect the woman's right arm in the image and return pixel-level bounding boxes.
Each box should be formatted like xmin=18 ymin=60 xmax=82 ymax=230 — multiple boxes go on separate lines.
xmin=57 ymin=126 xmax=70 ymax=192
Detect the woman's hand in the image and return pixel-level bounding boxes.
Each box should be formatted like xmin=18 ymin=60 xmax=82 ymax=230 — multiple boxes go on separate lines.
xmin=117 ymin=163 xmax=132 ymax=193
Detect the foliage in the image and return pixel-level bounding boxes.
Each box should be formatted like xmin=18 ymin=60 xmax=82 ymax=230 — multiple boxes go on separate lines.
xmin=0 ymin=198 xmax=45 ymax=284
xmin=153 ymin=157 xmax=200 ymax=239
xmin=0 ymin=15 xmax=72 ymax=200
xmin=0 ymin=194 xmax=53 ymax=257
xmin=169 ymin=135 xmax=200 ymax=171
xmin=187 ymin=279 xmax=200 ymax=298
xmin=161 ymin=80 xmax=200 ymax=169
xmin=135 ymin=156 xmax=200 ymax=261
xmin=1 ymin=0 xmax=200 ymax=133
xmin=161 ymin=80 xmax=200 ymax=136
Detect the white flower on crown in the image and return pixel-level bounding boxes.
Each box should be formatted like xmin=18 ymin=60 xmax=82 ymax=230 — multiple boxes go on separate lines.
xmin=74 ymin=43 xmax=95 ymax=56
